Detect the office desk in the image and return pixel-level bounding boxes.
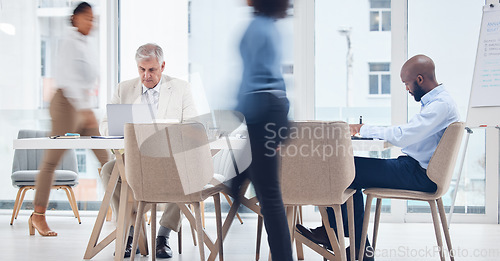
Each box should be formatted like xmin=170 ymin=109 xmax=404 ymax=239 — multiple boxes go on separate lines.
xmin=13 ymin=136 xmax=387 ymax=152
xmin=13 ymin=136 xmax=389 ymax=260
xmin=351 ymin=139 xmax=390 ymax=151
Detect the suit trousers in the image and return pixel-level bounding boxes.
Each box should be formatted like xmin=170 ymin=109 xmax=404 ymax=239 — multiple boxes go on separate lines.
xmin=34 ymin=89 xmax=109 ymax=207
xmin=327 ymin=155 xmax=437 ymax=249
xmin=100 ymin=160 xmax=182 ymax=232
xmin=240 ymin=92 xmax=293 ymax=261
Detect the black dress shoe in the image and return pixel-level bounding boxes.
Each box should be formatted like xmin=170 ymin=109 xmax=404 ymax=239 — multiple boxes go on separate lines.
xmin=296 ymin=224 xmax=332 ymax=249
xmin=156 ymin=236 xmax=173 ymax=258
xmin=114 ymin=236 xmax=140 ymax=258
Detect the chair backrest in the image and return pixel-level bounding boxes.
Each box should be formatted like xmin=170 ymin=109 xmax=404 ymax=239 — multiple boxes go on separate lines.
xmin=279 ymin=121 xmax=355 ymax=206
xmin=124 ymin=122 xmax=214 ymax=203
xmin=12 ymin=130 xmax=78 ymax=173
xmin=426 ymin=122 xmax=465 ymax=198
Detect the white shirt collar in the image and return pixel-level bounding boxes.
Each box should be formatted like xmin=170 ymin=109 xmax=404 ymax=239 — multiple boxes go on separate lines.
xmin=142 ymin=77 xmax=162 ymax=94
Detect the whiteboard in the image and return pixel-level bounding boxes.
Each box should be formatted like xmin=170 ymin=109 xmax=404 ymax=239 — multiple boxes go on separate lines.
xmin=467 ymin=4 xmax=500 ymax=127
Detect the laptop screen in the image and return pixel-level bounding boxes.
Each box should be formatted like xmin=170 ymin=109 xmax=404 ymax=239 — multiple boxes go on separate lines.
xmin=106 ymin=104 xmax=154 ymax=136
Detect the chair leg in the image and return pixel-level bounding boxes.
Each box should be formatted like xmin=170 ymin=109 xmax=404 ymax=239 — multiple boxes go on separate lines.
xmin=346 ymin=197 xmax=356 ymax=261
xmin=10 ymin=188 xmax=23 ymax=225
xmin=138 ymin=211 xmax=149 ymax=256
xmin=222 ymin=192 xmax=243 ymax=224
xmin=151 ymin=203 xmax=157 ymax=261
xmin=295 ymin=206 xmax=304 ymax=260
xmin=333 ymin=205 xmax=347 ymax=261
xmin=106 ymin=207 xmax=113 ymax=221
xmin=255 ymin=215 xmax=263 ymax=261
xmin=63 ymin=186 xmax=82 ymax=224
xmin=201 ymin=201 xmax=206 ymax=229
xmin=193 ymin=202 xmax=206 ymax=260
xmin=214 ymin=193 xmax=224 ymax=261
xmin=15 ymin=187 xmax=31 ymax=220
xmin=178 ymin=225 xmax=183 ymax=254
xmin=359 ymin=194 xmax=374 ymax=261
xmin=144 ymin=213 xmax=149 ymax=225
xmin=437 ymin=198 xmax=454 ymax=261
xmin=68 ymin=186 xmax=82 ymax=224
xmin=190 ymin=204 xmax=198 ymax=246
xmin=372 ymin=198 xmax=382 ymax=251
xmin=319 ymin=206 xmax=343 ymax=261
xmin=130 ymin=201 xmax=146 ymax=261
xmin=61 ymin=186 xmax=74 ymax=214
xmin=428 ymin=200 xmax=445 ymax=261
xmin=286 ymin=206 xmax=295 ymax=255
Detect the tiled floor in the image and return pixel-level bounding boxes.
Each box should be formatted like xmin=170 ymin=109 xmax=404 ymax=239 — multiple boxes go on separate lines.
xmin=1 ymin=209 xmax=500 ymax=260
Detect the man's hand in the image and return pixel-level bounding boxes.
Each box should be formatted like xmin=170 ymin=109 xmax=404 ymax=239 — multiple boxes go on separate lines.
xmin=349 ymin=124 xmax=363 ymax=136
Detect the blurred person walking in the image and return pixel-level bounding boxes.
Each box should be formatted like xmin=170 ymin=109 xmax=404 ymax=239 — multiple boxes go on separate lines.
xmin=233 ymin=0 xmax=293 ymax=260
xmin=29 ymin=2 xmax=108 ymax=237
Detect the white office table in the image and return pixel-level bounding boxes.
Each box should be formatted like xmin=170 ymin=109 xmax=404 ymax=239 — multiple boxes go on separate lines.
xmin=13 ymin=136 xmax=389 ymax=151
xmin=13 ymin=136 xmax=390 ymax=261
xmin=12 ymin=136 xmax=250 ymax=150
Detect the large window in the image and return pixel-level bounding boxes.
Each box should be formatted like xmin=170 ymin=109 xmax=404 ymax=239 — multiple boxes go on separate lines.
xmin=406 ymin=0 xmax=486 ymax=218
xmin=0 ymin=0 xmax=109 ymax=210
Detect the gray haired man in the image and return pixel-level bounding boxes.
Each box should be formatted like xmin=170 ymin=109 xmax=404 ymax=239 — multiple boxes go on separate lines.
xmin=100 ymin=43 xmax=197 ymax=258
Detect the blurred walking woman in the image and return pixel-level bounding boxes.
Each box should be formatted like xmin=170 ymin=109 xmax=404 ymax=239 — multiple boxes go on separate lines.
xmin=235 ymin=0 xmax=293 ymax=260
xmin=29 ymin=2 xmax=108 ymax=236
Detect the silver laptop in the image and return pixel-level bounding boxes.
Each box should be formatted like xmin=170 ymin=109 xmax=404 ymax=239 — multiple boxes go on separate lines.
xmin=107 ymin=104 xmax=154 ymax=136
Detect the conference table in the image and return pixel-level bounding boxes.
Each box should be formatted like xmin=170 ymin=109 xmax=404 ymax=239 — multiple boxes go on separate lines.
xmin=13 ymin=136 xmax=390 ymax=261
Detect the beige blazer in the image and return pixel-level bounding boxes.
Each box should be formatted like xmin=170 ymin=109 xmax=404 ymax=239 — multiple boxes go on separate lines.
xmin=100 ymin=74 xmax=198 ymax=135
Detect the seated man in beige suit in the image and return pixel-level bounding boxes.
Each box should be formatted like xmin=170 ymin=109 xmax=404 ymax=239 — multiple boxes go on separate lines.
xmin=100 ymin=43 xmax=197 ymax=259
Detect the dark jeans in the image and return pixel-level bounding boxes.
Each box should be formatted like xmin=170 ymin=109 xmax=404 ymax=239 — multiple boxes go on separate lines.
xmin=237 ymin=92 xmax=293 ymax=261
xmin=327 ymin=156 xmax=437 ymax=249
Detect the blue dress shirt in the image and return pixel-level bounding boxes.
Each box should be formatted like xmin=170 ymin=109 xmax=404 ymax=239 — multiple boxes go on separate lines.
xmin=360 ymin=85 xmax=460 ymax=169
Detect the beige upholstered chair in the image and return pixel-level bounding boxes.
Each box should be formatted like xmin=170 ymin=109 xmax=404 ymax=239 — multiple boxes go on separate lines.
xmin=358 ymin=122 xmax=465 ymax=261
xmin=124 ymin=122 xmax=224 ymax=261
xmin=280 ymin=121 xmax=357 ymax=261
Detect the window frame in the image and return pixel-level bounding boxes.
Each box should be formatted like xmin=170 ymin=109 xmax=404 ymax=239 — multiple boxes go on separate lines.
xmin=295 ymin=0 xmax=497 ymax=224
xmin=368 ymin=62 xmax=391 ymax=96
xmin=369 ymin=0 xmax=391 ymax=32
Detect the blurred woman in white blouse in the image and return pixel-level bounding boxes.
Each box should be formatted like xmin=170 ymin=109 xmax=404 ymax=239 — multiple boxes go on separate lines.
xmin=29 ymin=1 xmax=108 ymax=237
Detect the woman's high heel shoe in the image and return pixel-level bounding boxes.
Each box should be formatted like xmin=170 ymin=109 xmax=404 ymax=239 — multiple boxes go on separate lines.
xmin=28 ymin=212 xmax=57 ymax=236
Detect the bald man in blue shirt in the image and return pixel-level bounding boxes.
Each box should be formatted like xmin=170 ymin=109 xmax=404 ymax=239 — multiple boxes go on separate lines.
xmin=297 ymin=55 xmax=460 ymax=261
